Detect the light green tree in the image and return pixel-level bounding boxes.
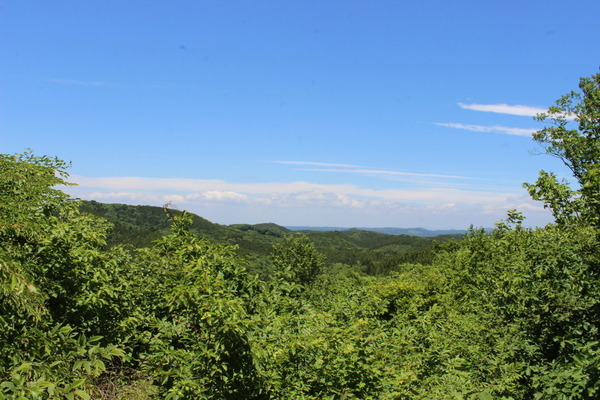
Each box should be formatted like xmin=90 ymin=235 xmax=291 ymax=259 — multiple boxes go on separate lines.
xmin=270 ymin=234 xmax=325 ymax=288
xmin=0 ymin=151 xmax=125 ymax=399
xmin=524 ymin=72 xmax=600 ymax=226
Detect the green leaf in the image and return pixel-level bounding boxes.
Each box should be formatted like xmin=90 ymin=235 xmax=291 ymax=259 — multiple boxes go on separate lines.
xmin=74 ymin=389 xmax=91 ymax=400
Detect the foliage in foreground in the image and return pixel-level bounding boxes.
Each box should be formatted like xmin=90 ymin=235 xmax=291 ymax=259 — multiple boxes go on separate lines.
xmin=1 ymin=72 xmax=600 ymax=399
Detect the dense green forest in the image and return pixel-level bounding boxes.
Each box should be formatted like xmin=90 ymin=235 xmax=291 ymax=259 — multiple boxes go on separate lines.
xmin=79 ymin=200 xmax=451 ymax=277
xmin=1 ymin=73 xmax=599 ymax=399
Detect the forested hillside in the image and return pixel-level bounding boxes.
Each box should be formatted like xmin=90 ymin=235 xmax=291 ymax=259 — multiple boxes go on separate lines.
xmin=1 ymin=73 xmax=599 ymax=399
xmin=79 ymin=200 xmax=446 ymax=275
xmin=287 ymin=226 xmax=467 ymax=237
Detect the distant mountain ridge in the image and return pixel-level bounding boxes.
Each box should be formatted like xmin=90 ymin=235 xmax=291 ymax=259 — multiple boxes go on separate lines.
xmin=78 ymin=201 xmax=462 ymax=274
xmin=286 ymin=226 xmax=468 ymax=237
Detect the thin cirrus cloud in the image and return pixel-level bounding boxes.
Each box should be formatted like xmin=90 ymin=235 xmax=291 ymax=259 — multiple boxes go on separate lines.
xmin=303 ymin=168 xmax=475 ymax=180
xmin=457 ymin=102 xmax=576 ymax=121
xmin=272 ymin=161 xmax=365 ymax=168
xmin=435 ymin=122 xmax=536 ymax=137
xmin=273 ymin=161 xmax=475 ymax=180
xmin=457 ymin=103 xmax=547 ymax=117
xmin=51 ymin=78 xmax=110 ymax=87
xmin=435 ymin=102 xmax=549 ymax=137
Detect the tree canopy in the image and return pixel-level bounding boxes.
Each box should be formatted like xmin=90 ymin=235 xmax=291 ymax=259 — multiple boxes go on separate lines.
xmin=525 ymin=72 xmax=600 ymax=226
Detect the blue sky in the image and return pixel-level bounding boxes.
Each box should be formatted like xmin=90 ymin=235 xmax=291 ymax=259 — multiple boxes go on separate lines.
xmin=2 ymin=1 xmax=598 ymax=229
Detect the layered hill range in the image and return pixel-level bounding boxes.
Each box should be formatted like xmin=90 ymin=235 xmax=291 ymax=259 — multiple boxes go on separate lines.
xmin=80 ymin=200 xmax=463 ymax=273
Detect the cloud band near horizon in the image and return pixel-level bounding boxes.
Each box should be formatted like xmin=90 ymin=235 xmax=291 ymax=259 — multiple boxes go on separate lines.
xmin=63 ymin=174 xmax=550 ymax=228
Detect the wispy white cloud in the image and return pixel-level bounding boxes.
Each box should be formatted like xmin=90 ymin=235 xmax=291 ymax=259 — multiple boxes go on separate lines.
xmin=273 ymin=161 xmax=364 ymax=168
xmin=51 ymin=78 xmax=110 ymax=87
xmin=435 ymin=122 xmax=536 ymax=137
xmin=304 ymin=167 xmax=475 ymax=180
xmin=69 ymin=175 xmax=517 ymax=205
xmin=458 ymin=102 xmax=576 ymax=121
xmin=458 ymin=103 xmax=547 ymax=117
xmin=187 ymin=191 xmax=249 ymax=202
xmin=275 ymin=161 xmax=476 ymax=180
xmin=70 ymin=176 xmax=356 ymax=195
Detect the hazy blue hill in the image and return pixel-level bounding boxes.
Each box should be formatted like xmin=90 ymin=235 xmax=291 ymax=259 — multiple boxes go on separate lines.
xmin=287 ymin=226 xmax=467 ymax=237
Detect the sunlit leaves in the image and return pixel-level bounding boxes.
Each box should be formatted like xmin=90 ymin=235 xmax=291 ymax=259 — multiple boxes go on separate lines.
xmin=528 ymin=73 xmax=600 ymax=226
xmin=271 ymin=234 xmax=325 ymax=289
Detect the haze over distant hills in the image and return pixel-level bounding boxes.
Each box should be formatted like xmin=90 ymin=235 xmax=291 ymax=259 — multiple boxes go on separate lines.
xmin=286 ymin=226 xmax=468 ymax=237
